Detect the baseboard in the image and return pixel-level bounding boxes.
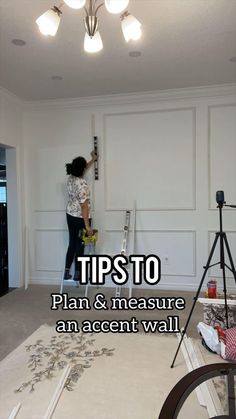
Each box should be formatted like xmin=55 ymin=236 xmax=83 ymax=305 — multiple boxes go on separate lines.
xmin=28 ymin=277 xmax=236 ymax=293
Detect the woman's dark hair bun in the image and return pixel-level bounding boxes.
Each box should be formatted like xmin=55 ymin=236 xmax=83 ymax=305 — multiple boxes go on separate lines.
xmin=66 ymin=156 xmax=87 ymax=177
xmin=66 ymin=163 xmax=73 ymax=175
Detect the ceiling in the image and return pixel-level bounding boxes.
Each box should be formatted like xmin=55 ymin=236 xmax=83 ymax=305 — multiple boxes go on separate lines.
xmin=0 ymin=0 xmax=236 ymax=101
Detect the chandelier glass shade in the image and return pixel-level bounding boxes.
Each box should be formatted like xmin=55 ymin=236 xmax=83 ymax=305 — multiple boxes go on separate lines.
xmin=63 ymin=0 xmax=86 ymax=9
xmin=36 ymin=0 xmax=142 ymax=53
xmin=104 ymin=0 xmax=129 ymax=14
xmin=36 ymin=7 xmax=62 ymax=37
xmin=84 ymin=31 xmax=103 ymax=53
xmin=121 ymin=12 xmax=142 ymax=42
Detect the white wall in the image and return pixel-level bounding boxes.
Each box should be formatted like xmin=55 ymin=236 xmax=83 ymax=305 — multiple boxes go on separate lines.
xmin=0 ymin=87 xmax=24 ymax=287
xmin=23 ymin=85 xmax=236 ymax=291
xmin=0 ymin=88 xmax=22 ymax=148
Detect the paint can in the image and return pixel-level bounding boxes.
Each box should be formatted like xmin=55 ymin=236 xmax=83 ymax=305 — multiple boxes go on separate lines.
xmin=207 ymin=280 xmax=217 ymax=298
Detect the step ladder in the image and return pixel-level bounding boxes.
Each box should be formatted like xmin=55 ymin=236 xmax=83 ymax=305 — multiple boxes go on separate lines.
xmin=59 ymin=228 xmax=98 ymax=295
xmin=83 ymin=230 xmax=98 ymax=297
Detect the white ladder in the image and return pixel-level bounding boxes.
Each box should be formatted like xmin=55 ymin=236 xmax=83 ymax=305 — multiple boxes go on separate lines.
xmin=60 ymin=235 xmax=96 ymax=295
xmin=60 ymin=272 xmax=79 ymax=294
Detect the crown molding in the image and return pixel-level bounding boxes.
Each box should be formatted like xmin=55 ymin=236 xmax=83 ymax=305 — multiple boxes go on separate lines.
xmin=0 ymin=86 xmax=24 ymax=106
xmin=1 ymin=83 xmax=235 ymax=111
xmin=23 ymin=83 xmax=236 ymax=111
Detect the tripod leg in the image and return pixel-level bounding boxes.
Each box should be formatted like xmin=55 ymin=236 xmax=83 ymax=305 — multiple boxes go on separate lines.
xmin=222 ymin=233 xmax=236 ymax=329
xmin=222 ymin=258 xmax=229 ymax=329
xmin=223 ymin=234 xmax=236 ymax=283
xmin=220 ymin=236 xmax=229 ymax=329
xmin=171 ymin=233 xmax=220 ymax=368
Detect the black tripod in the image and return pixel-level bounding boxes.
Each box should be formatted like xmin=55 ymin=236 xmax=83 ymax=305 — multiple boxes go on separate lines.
xmin=171 ymin=195 xmax=236 ymax=368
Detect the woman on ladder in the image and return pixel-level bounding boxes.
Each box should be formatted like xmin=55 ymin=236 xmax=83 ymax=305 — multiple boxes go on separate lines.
xmin=64 ymin=151 xmax=97 ymax=281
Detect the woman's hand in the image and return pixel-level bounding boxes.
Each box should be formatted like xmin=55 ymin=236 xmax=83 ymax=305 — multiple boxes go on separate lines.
xmin=85 ymin=151 xmax=98 ymax=172
xmin=90 ymin=150 xmax=98 ymax=162
xmin=86 ymin=226 xmax=93 ymax=237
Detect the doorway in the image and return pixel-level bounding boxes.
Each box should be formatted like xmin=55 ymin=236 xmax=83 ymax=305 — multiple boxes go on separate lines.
xmin=0 ymin=145 xmax=22 ymax=295
xmin=0 ymin=148 xmax=8 ymax=295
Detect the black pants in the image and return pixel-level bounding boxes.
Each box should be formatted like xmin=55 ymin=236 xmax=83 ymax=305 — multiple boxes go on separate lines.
xmin=65 ymin=214 xmax=85 ymax=271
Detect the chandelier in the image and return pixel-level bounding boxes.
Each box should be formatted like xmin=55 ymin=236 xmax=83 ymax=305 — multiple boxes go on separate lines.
xmin=36 ymin=0 xmax=142 ymax=53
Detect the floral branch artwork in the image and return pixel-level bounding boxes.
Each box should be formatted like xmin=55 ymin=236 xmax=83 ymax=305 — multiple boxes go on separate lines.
xmin=15 ymin=333 xmax=115 ymax=393
xmin=204 ymin=304 xmax=236 ymax=328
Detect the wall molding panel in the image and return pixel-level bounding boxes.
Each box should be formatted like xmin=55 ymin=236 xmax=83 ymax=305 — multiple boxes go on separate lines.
xmin=104 ymin=229 xmax=196 ymax=277
xmin=22 ymin=86 xmax=236 ymax=291
xmin=34 ymin=229 xmax=67 ymax=273
xmin=104 ymin=107 xmax=196 ymax=211
xmin=208 ymin=104 xmax=236 ymax=209
xmin=208 ymin=230 xmax=236 ymax=280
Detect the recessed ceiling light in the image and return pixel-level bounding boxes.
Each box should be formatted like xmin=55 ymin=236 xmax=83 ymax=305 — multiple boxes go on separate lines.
xmin=129 ymin=51 xmax=141 ymax=58
xmin=11 ymin=39 xmax=26 ymax=46
xmin=51 ymin=75 xmax=63 ymax=80
xmin=229 ymin=56 xmax=236 ymax=62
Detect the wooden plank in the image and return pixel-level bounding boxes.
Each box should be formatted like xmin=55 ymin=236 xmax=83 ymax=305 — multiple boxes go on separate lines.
xmin=176 ymin=333 xmax=205 ymax=407
xmin=24 ymin=226 xmax=29 ymax=290
xmin=43 ymin=365 xmax=72 ymax=419
xmin=185 ymin=337 xmax=217 ymax=417
xmin=8 ymin=403 xmax=21 ymax=419
xmin=193 ymin=340 xmax=224 ymax=416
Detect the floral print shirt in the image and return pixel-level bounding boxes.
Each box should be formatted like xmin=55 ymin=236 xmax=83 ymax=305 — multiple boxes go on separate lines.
xmin=66 ymin=175 xmax=90 ymax=218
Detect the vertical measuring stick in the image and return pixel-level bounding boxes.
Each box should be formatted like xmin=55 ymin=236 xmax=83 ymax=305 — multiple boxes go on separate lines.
xmin=115 ymin=210 xmax=131 ymax=297
xmin=94 ymin=136 xmax=99 ymax=180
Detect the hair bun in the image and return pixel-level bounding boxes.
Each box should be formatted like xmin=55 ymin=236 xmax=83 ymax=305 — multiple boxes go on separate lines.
xmin=66 ymin=163 xmax=72 ymax=175
xmin=66 ymin=156 xmax=87 ymax=177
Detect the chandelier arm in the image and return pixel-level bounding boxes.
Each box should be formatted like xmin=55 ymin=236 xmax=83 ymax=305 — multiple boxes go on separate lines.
xmin=95 ymin=3 xmax=104 ymax=16
xmin=88 ymin=0 xmax=94 ymax=15
xmin=93 ymin=0 xmax=100 ymax=13
xmin=84 ymin=6 xmax=89 ymax=16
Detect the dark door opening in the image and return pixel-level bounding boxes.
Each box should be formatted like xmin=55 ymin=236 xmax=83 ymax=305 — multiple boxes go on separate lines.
xmin=0 ymin=148 xmax=8 ymax=296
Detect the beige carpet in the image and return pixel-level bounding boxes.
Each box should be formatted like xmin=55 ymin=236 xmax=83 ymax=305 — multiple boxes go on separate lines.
xmin=0 ymin=325 xmax=209 ymax=419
